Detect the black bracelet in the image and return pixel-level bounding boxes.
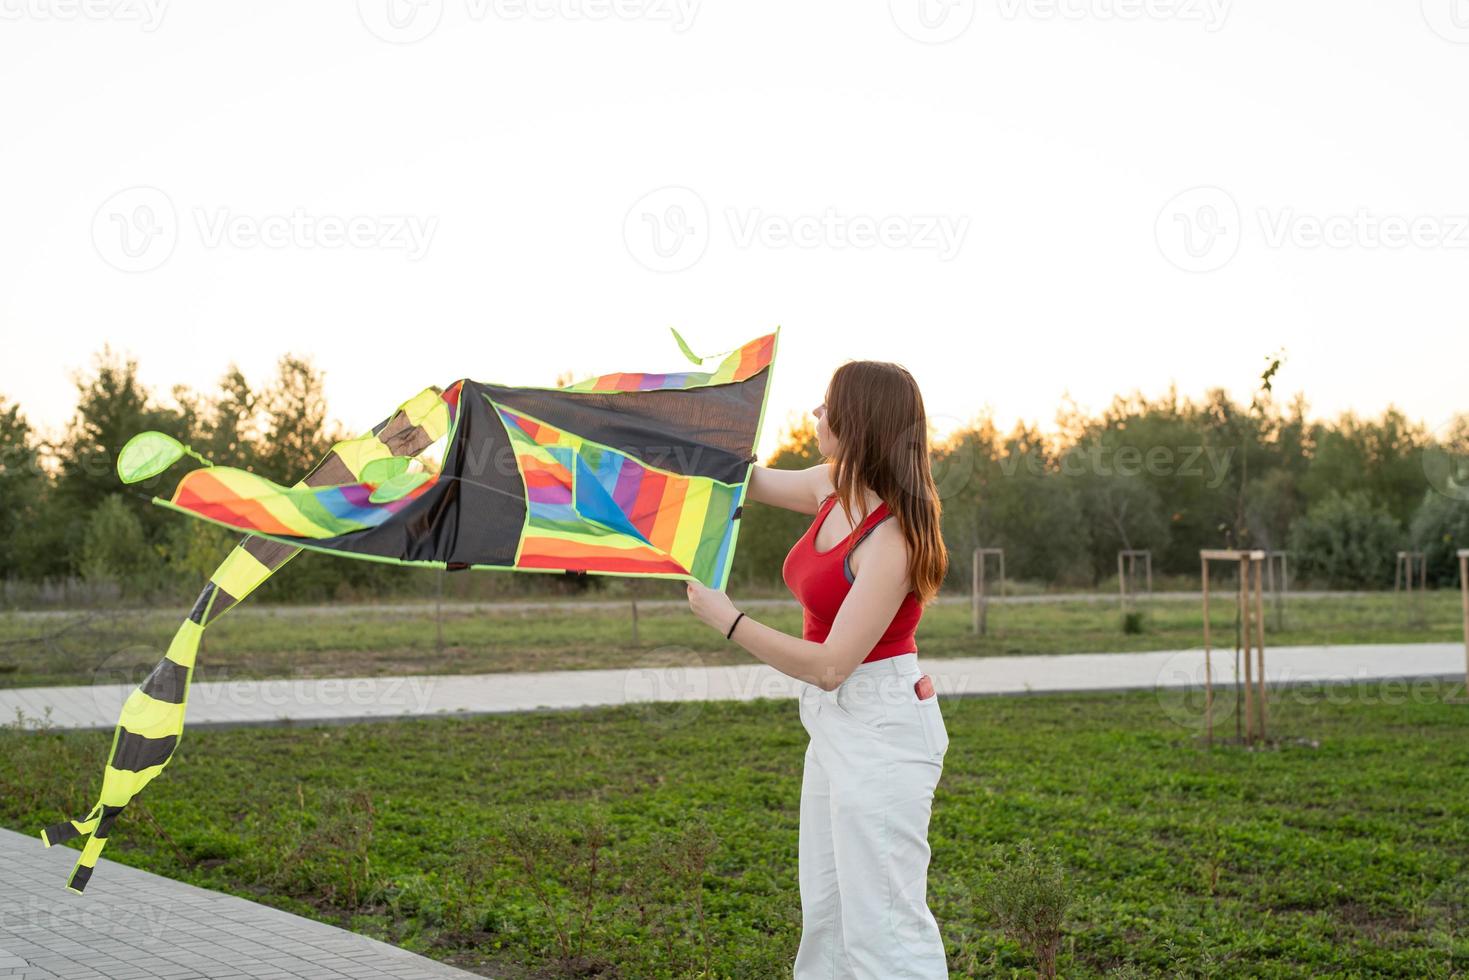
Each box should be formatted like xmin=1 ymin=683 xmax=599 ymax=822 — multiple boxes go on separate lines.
xmin=725 ymin=611 xmax=746 ymax=640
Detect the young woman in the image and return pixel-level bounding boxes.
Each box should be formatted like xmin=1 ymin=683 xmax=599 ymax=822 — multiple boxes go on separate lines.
xmin=685 ymin=359 xmax=951 ymax=979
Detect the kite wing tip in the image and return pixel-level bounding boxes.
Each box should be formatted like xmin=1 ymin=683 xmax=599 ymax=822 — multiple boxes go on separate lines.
xmin=669 ymin=326 xmax=703 ymax=365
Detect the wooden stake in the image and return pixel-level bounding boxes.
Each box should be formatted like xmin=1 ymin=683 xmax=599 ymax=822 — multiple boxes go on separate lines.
xmin=1459 ymin=550 xmax=1469 ymax=697
xmin=972 ymin=547 xmax=979 ymax=634
xmin=971 ymin=547 xmax=1004 ymax=635
xmin=1254 ymin=552 xmax=1268 ymax=741
xmin=978 ymin=552 xmax=988 ymax=636
xmin=1118 ymin=551 xmax=1126 ymax=611
xmin=1202 ymin=556 xmax=1213 ymax=747
xmin=1240 ymin=554 xmax=1253 ymax=744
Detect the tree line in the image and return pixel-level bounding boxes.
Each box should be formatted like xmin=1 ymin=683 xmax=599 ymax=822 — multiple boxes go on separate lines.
xmin=2 ymin=348 xmax=1466 ymax=605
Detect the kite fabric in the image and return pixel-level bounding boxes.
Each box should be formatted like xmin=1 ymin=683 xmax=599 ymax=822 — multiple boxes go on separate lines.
xmin=41 ymin=327 xmax=779 ymax=892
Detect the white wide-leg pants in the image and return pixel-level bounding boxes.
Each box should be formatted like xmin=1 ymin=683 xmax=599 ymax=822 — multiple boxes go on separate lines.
xmin=793 ymin=651 xmax=949 ymax=980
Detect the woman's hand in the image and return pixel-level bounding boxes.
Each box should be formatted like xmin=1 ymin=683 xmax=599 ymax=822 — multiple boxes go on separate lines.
xmin=685 ymin=579 xmax=741 ymax=636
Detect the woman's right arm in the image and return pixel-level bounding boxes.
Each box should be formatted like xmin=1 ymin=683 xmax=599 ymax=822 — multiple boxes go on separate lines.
xmin=747 ymin=462 xmax=832 ymax=515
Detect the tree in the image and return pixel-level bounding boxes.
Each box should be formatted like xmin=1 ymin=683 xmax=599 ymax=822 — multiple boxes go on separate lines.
xmin=52 ymin=347 xmax=195 ymax=572
xmin=202 ymin=364 xmax=261 ymax=468
xmin=1299 ymin=408 xmax=1430 ymax=529
xmin=0 ymin=397 xmax=51 ymax=580
xmin=255 ymin=354 xmax=339 ymax=484
xmin=981 ymin=421 xmax=1091 ymax=586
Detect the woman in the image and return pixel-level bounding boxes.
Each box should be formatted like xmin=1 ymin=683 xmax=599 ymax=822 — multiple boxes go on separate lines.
xmin=685 ymin=359 xmax=951 ymax=979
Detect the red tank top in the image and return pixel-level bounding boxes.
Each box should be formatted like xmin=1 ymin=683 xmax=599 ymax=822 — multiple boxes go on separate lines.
xmin=781 ymin=491 xmax=923 ymax=664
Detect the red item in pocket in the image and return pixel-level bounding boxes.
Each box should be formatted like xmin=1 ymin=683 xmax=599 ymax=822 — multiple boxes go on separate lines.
xmin=914 ymin=673 xmax=934 ymax=700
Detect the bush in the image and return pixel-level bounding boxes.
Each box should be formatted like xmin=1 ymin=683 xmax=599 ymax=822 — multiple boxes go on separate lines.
xmin=160 ymin=517 xmax=238 ymax=591
xmin=1286 ymin=489 xmax=1403 ymax=588
xmin=1408 ymin=489 xmax=1469 ymax=587
xmin=78 ymin=494 xmax=155 ymax=596
xmin=978 ymin=838 xmax=1073 ymax=980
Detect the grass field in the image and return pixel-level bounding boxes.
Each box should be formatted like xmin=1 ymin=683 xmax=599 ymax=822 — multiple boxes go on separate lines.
xmin=0 ymin=590 xmax=1463 ymax=689
xmin=5 ymin=678 xmax=1467 ymax=977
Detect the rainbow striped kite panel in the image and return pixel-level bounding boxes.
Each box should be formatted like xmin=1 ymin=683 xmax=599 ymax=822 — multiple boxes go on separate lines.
xmin=146 ymin=328 xmax=775 ymax=589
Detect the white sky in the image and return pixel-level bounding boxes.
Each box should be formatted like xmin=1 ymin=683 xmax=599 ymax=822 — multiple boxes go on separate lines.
xmin=2 ymin=0 xmax=1466 ymax=461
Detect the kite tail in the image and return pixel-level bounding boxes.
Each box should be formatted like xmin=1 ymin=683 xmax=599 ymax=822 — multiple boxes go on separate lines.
xmin=39 ymin=801 xmax=102 ymax=848
xmin=41 ymin=802 xmax=126 ymax=893
xmin=38 ymin=604 xmax=212 ymax=893
xmin=44 ymin=385 xmax=457 ymax=892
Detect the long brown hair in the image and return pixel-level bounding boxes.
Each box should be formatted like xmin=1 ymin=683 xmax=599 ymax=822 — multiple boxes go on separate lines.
xmin=823 ymin=360 xmax=949 ymax=606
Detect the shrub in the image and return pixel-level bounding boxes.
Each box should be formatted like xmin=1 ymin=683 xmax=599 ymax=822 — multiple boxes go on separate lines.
xmin=1408 ymin=489 xmax=1469 ymax=587
xmin=78 ymin=494 xmax=154 ymax=596
xmin=1286 ymin=489 xmax=1402 ymax=588
xmin=978 ymin=839 xmax=1073 ymax=979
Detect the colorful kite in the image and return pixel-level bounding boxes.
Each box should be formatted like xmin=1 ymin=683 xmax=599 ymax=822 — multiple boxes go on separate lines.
xmin=41 ymin=327 xmax=779 ymax=892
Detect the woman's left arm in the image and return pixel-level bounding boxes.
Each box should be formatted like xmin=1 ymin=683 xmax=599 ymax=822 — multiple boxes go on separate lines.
xmin=685 ymin=522 xmax=911 ymax=691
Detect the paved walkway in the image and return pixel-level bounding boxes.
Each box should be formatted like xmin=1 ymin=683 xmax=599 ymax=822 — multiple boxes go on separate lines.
xmin=3 ymin=643 xmax=1464 ymax=731
xmin=4 ymin=589 xmax=1381 ymax=620
xmin=0 ymin=829 xmax=479 ymax=980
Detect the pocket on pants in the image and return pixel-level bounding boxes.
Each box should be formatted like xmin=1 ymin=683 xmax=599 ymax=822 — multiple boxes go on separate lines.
xmin=915 ymin=691 xmax=948 ymax=760
xmin=833 ymin=679 xmax=888 ymax=735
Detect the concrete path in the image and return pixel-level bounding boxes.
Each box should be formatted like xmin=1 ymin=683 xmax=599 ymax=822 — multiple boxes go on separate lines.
xmin=3 ymin=589 xmax=1384 ymax=620
xmin=0 ymin=828 xmax=479 ymax=980
xmin=3 ymin=643 xmax=1464 ymax=732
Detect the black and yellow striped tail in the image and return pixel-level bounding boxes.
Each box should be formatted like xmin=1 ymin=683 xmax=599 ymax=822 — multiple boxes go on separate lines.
xmin=40 ymin=802 xmax=124 ymax=894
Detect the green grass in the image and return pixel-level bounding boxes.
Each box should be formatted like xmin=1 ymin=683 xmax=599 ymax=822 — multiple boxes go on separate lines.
xmin=0 ymin=590 xmax=1463 ymax=689
xmin=5 ymin=679 xmax=1467 ymax=977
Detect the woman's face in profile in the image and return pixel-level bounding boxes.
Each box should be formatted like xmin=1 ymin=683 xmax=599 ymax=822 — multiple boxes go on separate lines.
xmin=814 ymin=396 xmax=834 ymax=458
